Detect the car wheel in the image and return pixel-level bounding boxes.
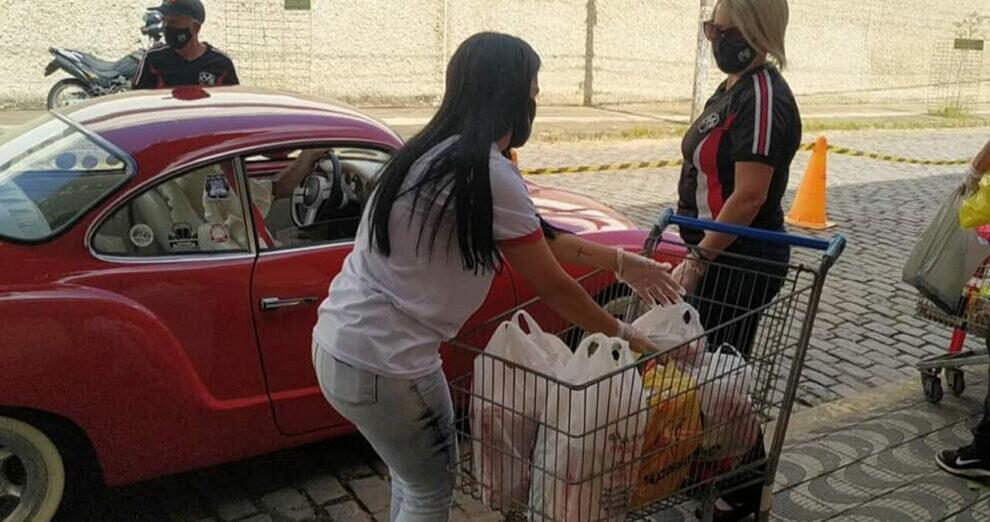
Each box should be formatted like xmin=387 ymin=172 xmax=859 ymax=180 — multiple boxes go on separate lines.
xmin=0 ymin=416 xmax=66 ymax=522
xmin=47 ymin=79 xmax=91 ymax=110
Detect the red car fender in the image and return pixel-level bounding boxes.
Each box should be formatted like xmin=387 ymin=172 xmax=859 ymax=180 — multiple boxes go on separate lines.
xmin=0 ymin=285 xmax=287 ymax=486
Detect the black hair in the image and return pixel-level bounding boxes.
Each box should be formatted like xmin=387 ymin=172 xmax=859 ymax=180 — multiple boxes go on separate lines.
xmin=367 ymin=32 xmax=541 ymax=273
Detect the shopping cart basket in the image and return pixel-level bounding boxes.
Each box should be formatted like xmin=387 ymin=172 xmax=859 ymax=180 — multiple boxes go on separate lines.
xmin=915 ymin=256 xmax=990 ymax=403
xmin=446 ymin=210 xmax=845 ymax=521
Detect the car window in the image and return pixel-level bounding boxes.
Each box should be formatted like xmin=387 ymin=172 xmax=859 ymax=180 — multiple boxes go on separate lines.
xmin=245 ymin=146 xmax=391 ymax=251
xmin=92 ymin=160 xmax=253 ymax=257
xmin=0 ymin=115 xmax=132 ymax=243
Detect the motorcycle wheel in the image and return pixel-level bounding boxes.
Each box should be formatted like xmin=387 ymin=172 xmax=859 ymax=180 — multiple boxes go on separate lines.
xmin=47 ymin=79 xmax=91 ymax=110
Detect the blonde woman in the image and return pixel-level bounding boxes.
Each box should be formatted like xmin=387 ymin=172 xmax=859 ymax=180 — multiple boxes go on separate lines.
xmin=669 ymin=0 xmax=799 ymax=519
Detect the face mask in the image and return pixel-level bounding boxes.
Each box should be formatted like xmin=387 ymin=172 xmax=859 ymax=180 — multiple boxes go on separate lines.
xmin=712 ymin=35 xmax=756 ymax=74
xmin=165 ymin=26 xmax=193 ymax=50
xmin=509 ymin=97 xmax=537 ymax=149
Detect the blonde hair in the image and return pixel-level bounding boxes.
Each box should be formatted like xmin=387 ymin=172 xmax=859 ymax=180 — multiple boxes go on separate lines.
xmin=718 ymin=0 xmax=790 ymax=69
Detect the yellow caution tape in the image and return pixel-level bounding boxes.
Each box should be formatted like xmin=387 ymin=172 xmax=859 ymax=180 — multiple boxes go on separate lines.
xmin=521 ymin=142 xmax=968 ymax=176
xmin=816 ymin=143 xmax=969 ymax=166
xmin=521 ymin=159 xmax=684 ymax=176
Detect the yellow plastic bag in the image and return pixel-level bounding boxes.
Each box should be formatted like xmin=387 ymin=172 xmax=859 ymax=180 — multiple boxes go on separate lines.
xmin=960 ymin=176 xmax=990 ymax=228
xmin=631 ymin=361 xmax=703 ymax=508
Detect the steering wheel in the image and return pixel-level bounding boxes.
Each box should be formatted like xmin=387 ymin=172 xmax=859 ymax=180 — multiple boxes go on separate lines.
xmin=290 ymin=152 xmax=348 ymax=228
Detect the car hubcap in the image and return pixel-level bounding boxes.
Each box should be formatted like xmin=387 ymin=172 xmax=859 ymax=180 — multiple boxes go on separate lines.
xmin=55 ymin=85 xmax=89 ymax=108
xmin=0 ymin=442 xmax=44 ymax=520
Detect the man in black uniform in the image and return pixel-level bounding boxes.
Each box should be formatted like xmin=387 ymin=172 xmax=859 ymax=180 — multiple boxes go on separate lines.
xmin=133 ymin=0 xmax=239 ymax=89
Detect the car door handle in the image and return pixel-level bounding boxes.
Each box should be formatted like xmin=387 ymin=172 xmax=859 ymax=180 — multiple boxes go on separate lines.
xmin=259 ymin=296 xmax=318 ymax=312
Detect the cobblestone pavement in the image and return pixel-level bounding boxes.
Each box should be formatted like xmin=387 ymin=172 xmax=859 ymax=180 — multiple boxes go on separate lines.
xmin=64 ymin=128 xmax=990 ymax=521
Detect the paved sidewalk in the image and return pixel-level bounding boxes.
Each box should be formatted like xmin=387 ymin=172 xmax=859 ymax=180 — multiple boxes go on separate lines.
xmin=770 ymin=373 xmax=990 ymax=521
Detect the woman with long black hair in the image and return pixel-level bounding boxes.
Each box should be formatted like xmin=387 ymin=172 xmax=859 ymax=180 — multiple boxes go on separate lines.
xmin=311 ymin=33 xmax=681 ymax=521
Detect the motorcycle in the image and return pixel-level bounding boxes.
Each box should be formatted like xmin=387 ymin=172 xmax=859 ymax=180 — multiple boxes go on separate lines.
xmin=44 ymin=10 xmax=164 ymax=110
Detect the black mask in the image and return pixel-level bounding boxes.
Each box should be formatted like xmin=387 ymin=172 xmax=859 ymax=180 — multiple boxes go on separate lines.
xmin=509 ymin=98 xmax=537 ymax=149
xmin=165 ymin=26 xmax=193 ymax=50
xmin=712 ymin=36 xmax=756 ymax=74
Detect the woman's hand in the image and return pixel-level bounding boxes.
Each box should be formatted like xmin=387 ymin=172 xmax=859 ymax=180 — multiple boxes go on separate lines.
xmin=619 ymin=322 xmax=661 ymax=354
xmin=616 ymin=250 xmax=685 ymax=305
xmin=671 ymin=254 xmax=706 ymax=296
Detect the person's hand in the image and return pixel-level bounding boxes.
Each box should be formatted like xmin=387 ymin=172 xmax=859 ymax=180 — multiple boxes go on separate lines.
xmin=619 ymin=322 xmax=661 ymax=354
xmin=616 ymin=250 xmax=685 ymax=305
xmin=965 ymin=165 xmax=984 ymax=195
xmin=300 ymin=148 xmax=331 ymax=168
xmin=671 ymin=253 xmax=706 ymax=296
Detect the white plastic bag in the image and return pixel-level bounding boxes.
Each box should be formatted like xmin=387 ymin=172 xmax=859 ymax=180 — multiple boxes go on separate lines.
xmin=695 ymin=344 xmax=758 ymax=459
xmin=631 ymin=301 xmax=706 ymax=368
xmin=903 ymin=187 xmax=990 ymax=314
xmin=471 ymin=311 xmax=572 ymax=511
xmin=530 ymin=334 xmax=649 ymax=521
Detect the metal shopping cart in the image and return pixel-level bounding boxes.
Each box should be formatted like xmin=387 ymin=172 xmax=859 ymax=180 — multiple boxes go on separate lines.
xmin=915 ymin=257 xmax=990 ymax=403
xmin=445 ymin=210 xmax=845 ymax=522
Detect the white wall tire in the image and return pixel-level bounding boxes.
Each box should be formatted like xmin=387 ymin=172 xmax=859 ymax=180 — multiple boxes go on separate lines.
xmin=0 ymin=416 xmax=66 ymax=522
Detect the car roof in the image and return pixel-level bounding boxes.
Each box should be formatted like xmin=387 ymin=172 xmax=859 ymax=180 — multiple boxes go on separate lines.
xmin=59 ymin=87 xmax=403 ymax=171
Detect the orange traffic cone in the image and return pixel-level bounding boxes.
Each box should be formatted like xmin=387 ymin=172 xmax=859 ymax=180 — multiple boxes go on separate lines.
xmin=786 ymin=136 xmax=835 ymax=230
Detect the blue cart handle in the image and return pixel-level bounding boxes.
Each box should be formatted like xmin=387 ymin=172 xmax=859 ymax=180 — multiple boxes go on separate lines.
xmin=654 ymin=209 xmax=846 ymax=265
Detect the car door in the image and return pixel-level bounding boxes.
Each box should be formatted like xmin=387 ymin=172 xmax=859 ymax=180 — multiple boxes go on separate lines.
xmin=85 ymin=159 xmax=269 ymax=419
xmin=245 ymin=144 xmax=519 ymax=435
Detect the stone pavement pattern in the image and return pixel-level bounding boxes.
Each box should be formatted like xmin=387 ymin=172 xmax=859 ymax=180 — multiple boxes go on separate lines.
xmin=65 ymin=128 xmax=990 ymax=521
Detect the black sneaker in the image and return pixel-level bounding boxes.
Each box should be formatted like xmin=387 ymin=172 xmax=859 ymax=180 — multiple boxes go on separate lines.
xmin=936 ymin=445 xmax=990 ymax=479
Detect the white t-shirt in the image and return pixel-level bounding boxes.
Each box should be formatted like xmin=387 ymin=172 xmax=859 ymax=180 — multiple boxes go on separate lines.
xmin=313 ymin=137 xmax=543 ymax=379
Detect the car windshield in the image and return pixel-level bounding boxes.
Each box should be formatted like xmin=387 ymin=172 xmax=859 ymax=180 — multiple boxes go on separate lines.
xmin=0 ymin=115 xmax=132 ymax=243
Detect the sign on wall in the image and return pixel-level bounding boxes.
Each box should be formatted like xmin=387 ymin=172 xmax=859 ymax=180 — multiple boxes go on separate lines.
xmin=285 ymin=0 xmax=310 ymax=10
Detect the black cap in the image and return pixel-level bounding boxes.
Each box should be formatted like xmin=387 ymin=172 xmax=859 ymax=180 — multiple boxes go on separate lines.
xmin=153 ymin=0 xmax=206 ymax=25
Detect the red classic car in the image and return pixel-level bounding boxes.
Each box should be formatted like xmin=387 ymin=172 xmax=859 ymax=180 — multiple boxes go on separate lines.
xmin=0 ymin=87 xmax=675 ymax=520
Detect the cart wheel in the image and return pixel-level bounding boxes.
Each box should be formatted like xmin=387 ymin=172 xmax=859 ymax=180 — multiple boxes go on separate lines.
xmin=947 ymin=368 xmax=966 ymax=397
xmin=922 ymin=372 xmax=944 ymax=404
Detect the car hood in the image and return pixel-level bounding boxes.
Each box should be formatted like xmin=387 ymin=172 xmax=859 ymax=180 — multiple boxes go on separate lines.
xmin=527 ymin=181 xmax=636 ymax=234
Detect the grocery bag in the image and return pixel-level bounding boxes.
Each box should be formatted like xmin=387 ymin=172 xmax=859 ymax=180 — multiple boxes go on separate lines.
xmin=631 ymin=302 xmax=707 ymax=368
xmin=694 ymin=344 xmax=758 ymax=460
xmin=530 ymin=334 xmax=648 ymax=521
xmin=631 ymin=361 xmax=703 ymax=508
xmin=961 ymin=176 xmax=990 ymax=228
xmin=903 ymin=187 xmax=990 ymax=314
xmin=472 ymin=311 xmax=572 ymax=511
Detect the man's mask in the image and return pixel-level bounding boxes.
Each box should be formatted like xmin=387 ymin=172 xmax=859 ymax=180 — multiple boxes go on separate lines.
xmin=165 ymin=26 xmax=193 ymax=50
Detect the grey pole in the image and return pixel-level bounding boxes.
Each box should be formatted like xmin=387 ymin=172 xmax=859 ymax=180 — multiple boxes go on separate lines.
xmin=690 ymin=0 xmax=715 ymax=121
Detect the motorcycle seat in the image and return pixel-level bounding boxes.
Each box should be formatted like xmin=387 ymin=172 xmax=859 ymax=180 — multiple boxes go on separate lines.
xmin=78 ymin=52 xmax=139 ymax=79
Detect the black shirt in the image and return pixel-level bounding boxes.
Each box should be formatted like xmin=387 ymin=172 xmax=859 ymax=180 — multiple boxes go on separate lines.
xmin=677 ymin=64 xmax=801 ymax=250
xmin=132 ymin=44 xmax=239 ymax=90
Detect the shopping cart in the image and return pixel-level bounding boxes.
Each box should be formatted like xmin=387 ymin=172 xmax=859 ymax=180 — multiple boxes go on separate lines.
xmin=446 ymin=210 xmax=845 ymax=522
xmin=915 ymin=257 xmax=990 ymax=403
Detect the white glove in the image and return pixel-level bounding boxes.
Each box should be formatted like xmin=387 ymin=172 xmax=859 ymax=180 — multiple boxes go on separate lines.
xmin=616 ymin=250 xmax=685 ymax=305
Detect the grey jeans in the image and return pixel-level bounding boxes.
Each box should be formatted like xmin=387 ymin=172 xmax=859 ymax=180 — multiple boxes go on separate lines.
xmin=313 ymin=346 xmax=456 ymax=522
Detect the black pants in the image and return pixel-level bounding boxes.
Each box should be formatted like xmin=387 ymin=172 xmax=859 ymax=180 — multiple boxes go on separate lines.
xmin=691 ymin=240 xmax=790 ymax=357
xmin=689 ymin=240 xmax=790 ymax=507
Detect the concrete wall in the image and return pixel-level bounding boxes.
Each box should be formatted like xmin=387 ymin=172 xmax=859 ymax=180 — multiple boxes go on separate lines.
xmin=0 ymin=0 xmax=987 ymax=109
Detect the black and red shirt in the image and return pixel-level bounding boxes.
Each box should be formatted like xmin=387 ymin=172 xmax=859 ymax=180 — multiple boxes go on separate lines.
xmin=132 ymin=44 xmax=239 ymax=90
xmin=677 ymin=64 xmax=801 ymax=248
